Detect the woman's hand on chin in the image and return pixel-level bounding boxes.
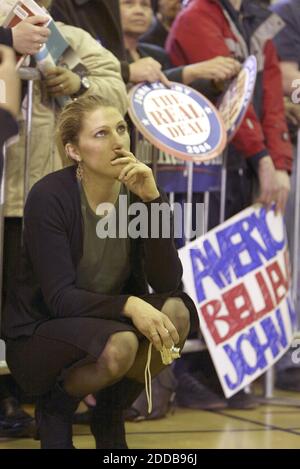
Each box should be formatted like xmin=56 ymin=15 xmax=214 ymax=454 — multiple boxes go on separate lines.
xmin=111 ymin=149 xmax=160 ymax=202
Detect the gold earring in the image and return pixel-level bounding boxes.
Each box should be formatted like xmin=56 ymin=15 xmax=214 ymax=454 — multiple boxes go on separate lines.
xmin=76 ymin=161 xmax=84 ymax=181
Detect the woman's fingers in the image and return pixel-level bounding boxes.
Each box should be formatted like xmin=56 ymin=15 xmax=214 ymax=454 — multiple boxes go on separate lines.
xmin=111 ymin=155 xmax=136 ymax=165
xmin=163 ymin=317 xmax=180 ymax=345
xmin=149 ymin=323 xmax=179 ymax=352
xmin=158 ymin=70 xmax=172 ymax=88
xmin=149 ymin=331 xmax=163 ymax=352
xmin=118 ymin=162 xmax=137 ymax=181
xmin=120 ymin=165 xmax=148 ymax=182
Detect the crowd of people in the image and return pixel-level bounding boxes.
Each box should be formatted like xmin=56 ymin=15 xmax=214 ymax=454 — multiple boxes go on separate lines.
xmin=0 ymin=0 xmax=299 ymax=449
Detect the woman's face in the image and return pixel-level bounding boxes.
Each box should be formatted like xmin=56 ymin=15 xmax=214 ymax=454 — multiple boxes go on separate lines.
xmin=75 ymin=106 xmax=130 ymax=180
xmin=120 ymin=0 xmax=153 ymax=37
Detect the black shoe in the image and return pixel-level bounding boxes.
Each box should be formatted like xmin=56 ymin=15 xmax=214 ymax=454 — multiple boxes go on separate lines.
xmin=227 ymin=391 xmax=258 ymax=410
xmin=91 ymin=387 xmax=128 ymax=449
xmin=275 ymin=368 xmax=300 ymax=392
xmin=0 ymin=397 xmax=33 ymax=424
xmin=91 ymin=379 xmax=144 ymax=449
xmin=0 ymin=416 xmax=36 ymax=438
xmin=176 ymin=372 xmax=228 ymax=410
xmin=0 ymin=396 xmax=35 ymax=439
xmin=35 ymin=382 xmax=80 ymax=449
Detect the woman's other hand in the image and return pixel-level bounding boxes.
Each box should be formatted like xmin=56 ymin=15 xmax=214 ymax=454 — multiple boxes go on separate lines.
xmin=123 ymin=296 xmax=179 ymax=351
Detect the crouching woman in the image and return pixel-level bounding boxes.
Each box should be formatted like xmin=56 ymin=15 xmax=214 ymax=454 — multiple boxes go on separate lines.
xmin=2 ymin=95 xmax=198 ymax=449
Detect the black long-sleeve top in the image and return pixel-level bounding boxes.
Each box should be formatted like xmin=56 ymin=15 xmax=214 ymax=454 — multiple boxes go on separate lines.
xmin=0 ymin=27 xmax=13 ymax=47
xmin=2 ymin=166 xmax=183 ymax=340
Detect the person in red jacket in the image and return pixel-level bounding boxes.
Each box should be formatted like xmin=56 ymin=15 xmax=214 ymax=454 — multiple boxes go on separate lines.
xmin=166 ymin=0 xmax=292 ymax=217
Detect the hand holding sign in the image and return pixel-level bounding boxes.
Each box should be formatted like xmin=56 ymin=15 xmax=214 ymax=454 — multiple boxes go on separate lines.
xmin=12 ymin=16 xmax=50 ymax=55
xmin=183 ymin=56 xmax=241 ymax=84
xmin=218 ymin=56 xmax=257 ymax=141
xmin=129 ymin=57 xmax=171 ymax=88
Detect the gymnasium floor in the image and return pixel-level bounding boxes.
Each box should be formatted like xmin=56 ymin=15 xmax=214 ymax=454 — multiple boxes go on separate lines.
xmin=1 ymin=389 xmax=300 ymax=449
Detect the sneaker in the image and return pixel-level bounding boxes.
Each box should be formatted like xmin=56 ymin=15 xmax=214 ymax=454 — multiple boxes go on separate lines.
xmin=227 ymin=390 xmax=258 ymax=410
xmin=176 ymin=372 xmax=228 ymax=410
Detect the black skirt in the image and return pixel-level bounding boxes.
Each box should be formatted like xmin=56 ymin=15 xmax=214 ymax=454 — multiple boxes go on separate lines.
xmin=6 ymin=291 xmax=198 ymax=396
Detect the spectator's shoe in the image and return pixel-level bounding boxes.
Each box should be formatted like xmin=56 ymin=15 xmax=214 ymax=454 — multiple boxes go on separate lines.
xmin=0 ymin=416 xmax=36 ymax=438
xmin=275 ymin=368 xmax=300 ymax=392
xmin=227 ymin=391 xmax=259 ymax=410
xmin=0 ymin=397 xmax=33 ymax=424
xmin=176 ymin=372 xmax=228 ymax=410
xmin=0 ymin=397 xmax=36 ymax=438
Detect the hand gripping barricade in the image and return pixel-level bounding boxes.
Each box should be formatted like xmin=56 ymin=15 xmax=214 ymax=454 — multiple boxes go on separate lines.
xmin=0 ymin=67 xmax=41 ymax=368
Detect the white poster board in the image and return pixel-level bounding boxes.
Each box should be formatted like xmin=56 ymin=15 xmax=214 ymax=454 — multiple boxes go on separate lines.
xmin=179 ymin=205 xmax=296 ymax=397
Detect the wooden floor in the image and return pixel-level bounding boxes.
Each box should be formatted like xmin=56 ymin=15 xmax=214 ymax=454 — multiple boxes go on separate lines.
xmin=1 ymin=390 xmax=300 ymax=449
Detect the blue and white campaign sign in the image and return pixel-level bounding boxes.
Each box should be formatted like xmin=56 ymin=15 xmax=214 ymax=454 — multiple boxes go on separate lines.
xmin=218 ymin=56 xmax=257 ymax=142
xmin=135 ymin=136 xmax=222 ymax=192
xmin=128 ymin=81 xmax=227 ymax=163
xmin=179 ymin=205 xmax=296 ymax=397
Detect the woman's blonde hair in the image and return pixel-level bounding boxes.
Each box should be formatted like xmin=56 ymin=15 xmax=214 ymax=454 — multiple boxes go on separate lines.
xmin=57 ymin=95 xmax=119 ymax=147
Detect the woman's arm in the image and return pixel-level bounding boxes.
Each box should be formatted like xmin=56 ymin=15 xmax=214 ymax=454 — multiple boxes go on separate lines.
xmin=0 ymin=27 xmax=13 ymax=47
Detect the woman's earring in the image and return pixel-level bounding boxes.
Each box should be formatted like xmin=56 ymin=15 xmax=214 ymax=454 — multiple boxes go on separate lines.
xmin=76 ymin=161 xmax=84 ymax=181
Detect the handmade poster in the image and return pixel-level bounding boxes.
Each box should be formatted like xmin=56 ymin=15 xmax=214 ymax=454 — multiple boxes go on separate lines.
xmin=179 ymin=205 xmax=296 ymax=397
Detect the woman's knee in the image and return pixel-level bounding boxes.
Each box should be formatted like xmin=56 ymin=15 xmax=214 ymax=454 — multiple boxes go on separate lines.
xmin=161 ymin=298 xmax=190 ymax=335
xmin=97 ymin=331 xmax=139 ymax=380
